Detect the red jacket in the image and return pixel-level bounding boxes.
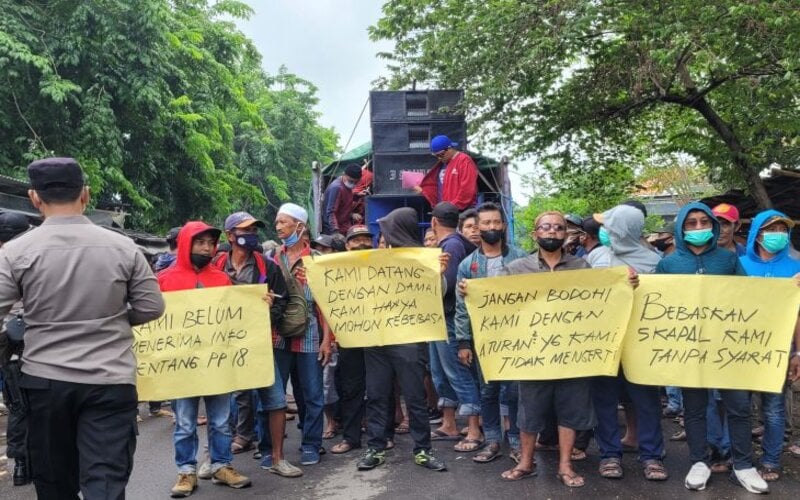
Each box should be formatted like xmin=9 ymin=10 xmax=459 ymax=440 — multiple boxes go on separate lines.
xmin=419 ymin=152 xmax=478 ymax=210
xmin=157 ymin=221 xmax=231 ymax=291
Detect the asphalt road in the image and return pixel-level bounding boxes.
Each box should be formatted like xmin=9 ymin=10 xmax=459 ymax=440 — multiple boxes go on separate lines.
xmin=2 ymin=405 xmax=800 ymax=499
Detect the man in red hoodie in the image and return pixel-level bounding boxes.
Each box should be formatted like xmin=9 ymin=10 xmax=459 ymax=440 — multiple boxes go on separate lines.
xmin=158 ymin=221 xmax=251 ymax=497
xmin=415 ymin=135 xmax=479 ymax=210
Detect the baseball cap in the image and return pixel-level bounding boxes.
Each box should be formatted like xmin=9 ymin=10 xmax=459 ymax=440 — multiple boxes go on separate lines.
xmin=581 ymin=217 xmax=601 ymax=237
xmin=27 ymin=157 xmax=85 ymax=190
xmin=762 ymin=214 xmax=795 ymax=229
xmin=312 ymin=234 xmax=335 ymax=249
xmin=431 ymin=202 xmax=459 ymax=228
xmin=712 ymin=203 xmax=740 ymax=223
xmin=346 ymin=224 xmax=374 ymax=242
xmin=655 ymin=221 xmax=676 ymax=234
xmin=565 ymin=213 xmax=583 ymax=228
xmin=430 ymin=135 xmax=458 ymax=154
xmin=224 ymin=211 xmax=265 ymax=231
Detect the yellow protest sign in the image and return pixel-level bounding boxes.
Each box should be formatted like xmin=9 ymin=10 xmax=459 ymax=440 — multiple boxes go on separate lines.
xmin=465 ymin=268 xmax=633 ymax=381
xmin=622 ymin=275 xmax=800 ymax=393
xmin=132 ymin=285 xmax=274 ymax=400
xmin=303 ymin=248 xmax=447 ymax=347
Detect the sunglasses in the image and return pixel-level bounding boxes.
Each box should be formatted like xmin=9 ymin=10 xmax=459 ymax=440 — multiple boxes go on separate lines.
xmin=536 ymin=223 xmax=566 ymax=232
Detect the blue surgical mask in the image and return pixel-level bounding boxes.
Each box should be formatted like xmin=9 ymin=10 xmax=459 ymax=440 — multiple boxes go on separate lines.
xmin=760 ymin=232 xmax=789 ymax=254
xmin=684 ymin=229 xmax=713 ymax=246
xmin=598 ymin=227 xmax=611 ymax=247
xmin=281 ymin=225 xmax=303 ymax=248
xmin=235 ymin=233 xmax=260 ymax=252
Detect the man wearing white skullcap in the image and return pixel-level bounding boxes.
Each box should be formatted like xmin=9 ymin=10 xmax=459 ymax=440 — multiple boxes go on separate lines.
xmin=266 ymin=202 xmax=331 ymax=466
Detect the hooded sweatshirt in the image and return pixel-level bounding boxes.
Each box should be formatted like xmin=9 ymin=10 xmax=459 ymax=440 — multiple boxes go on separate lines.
xmin=158 ymin=221 xmax=231 ymax=291
xmin=378 ymin=207 xmax=422 ymax=248
xmin=602 ymin=205 xmax=661 ymax=274
xmin=740 ymin=209 xmax=800 ymax=278
xmin=655 ymin=202 xmax=745 ymax=276
xmin=439 ymin=231 xmax=477 ymax=316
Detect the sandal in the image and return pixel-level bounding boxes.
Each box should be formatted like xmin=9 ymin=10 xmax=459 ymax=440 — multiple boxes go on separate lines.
xmin=454 ymin=438 xmax=485 ymax=452
xmin=556 ymin=471 xmax=585 ymax=488
xmin=331 ymin=441 xmax=355 ymax=454
xmin=759 ymin=465 xmax=781 ymax=482
xmin=430 ymin=429 xmax=461 ymax=441
xmin=710 ymin=460 xmax=731 ymax=473
xmin=394 ymin=421 xmax=410 ymax=434
xmin=599 ymin=457 xmax=623 ymax=479
xmin=669 ymin=430 xmax=686 ymax=441
xmin=473 ymin=443 xmax=502 ymax=463
xmin=509 ymin=448 xmax=521 ymax=464
xmin=788 ymin=444 xmax=800 ymax=458
xmin=570 ymin=448 xmax=587 ymax=461
xmin=322 ymin=429 xmax=337 ymax=440
xmin=501 ymin=467 xmax=537 ymax=481
xmin=643 ymin=459 xmax=668 ymax=481
xmin=385 ymin=439 xmax=395 ymax=450
xmin=231 ymin=437 xmax=255 ymax=454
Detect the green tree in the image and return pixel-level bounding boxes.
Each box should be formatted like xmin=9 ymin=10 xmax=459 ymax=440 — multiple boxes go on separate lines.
xmin=0 ymin=0 xmax=337 ymax=231
xmin=371 ymin=0 xmax=800 ymax=208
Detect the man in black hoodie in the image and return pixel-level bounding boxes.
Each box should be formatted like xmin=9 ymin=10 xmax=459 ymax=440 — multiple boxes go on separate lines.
xmin=427 ymin=203 xmax=483 ymax=451
xmin=357 ymin=207 xmax=447 ymax=472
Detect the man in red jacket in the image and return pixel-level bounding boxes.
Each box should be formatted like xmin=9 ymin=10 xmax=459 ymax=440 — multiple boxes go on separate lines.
xmin=415 ymin=135 xmax=479 ymax=210
xmin=158 ymin=221 xmax=251 ymax=497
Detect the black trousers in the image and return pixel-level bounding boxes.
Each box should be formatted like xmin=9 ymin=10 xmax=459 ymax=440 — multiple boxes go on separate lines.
xmin=365 ymin=344 xmax=430 ymax=453
xmin=21 ymin=374 xmax=138 ymax=500
xmin=334 ymin=347 xmax=365 ymax=447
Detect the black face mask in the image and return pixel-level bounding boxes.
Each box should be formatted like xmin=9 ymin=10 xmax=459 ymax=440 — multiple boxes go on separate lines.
xmin=480 ymin=229 xmax=503 ymax=245
xmin=190 ymin=253 xmax=213 ymax=269
xmin=653 ymin=239 xmax=672 ymax=252
xmin=536 ymin=237 xmax=564 ymax=252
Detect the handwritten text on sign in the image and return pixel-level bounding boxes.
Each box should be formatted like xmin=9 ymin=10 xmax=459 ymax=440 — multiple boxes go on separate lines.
xmin=132 ymin=285 xmax=274 ymax=400
xmin=622 ymin=275 xmax=800 ymax=393
xmin=304 ymin=248 xmax=447 ymax=347
xmin=465 ymin=268 xmax=633 ymax=381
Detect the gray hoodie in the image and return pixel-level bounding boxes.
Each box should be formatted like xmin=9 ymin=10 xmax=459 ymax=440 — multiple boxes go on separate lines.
xmin=602 ymin=205 xmax=661 ymax=274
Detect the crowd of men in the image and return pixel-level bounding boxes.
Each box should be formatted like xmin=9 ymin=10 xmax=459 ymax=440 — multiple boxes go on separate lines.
xmin=1 ymin=148 xmax=800 ymax=499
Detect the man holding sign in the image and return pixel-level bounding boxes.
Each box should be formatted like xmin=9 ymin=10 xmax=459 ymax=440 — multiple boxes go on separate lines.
xmin=739 ymin=209 xmax=800 ymax=482
xmin=158 ymin=222 xmax=251 ymax=497
xmin=495 ymin=211 xmax=596 ymax=488
xmin=654 ymin=202 xmax=766 ymax=494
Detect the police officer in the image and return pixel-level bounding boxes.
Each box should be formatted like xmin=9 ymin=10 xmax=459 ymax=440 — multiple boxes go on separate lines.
xmin=0 ymin=158 xmax=166 ymax=499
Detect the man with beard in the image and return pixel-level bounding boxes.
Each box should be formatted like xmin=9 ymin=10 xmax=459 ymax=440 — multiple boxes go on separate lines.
xmin=455 ymin=202 xmax=527 ymax=463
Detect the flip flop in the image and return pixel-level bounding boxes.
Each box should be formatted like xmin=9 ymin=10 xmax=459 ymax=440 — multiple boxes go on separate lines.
xmin=231 ymin=437 xmax=255 ymax=454
xmin=430 ymin=429 xmax=461 ymax=441
xmin=501 ymin=467 xmax=537 ymax=481
xmin=556 ymin=471 xmax=585 ymax=488
xmin=454 ymin=438 xmax=485 ymax=452
xmin=322 ymin=429 xmax=337 ymax=440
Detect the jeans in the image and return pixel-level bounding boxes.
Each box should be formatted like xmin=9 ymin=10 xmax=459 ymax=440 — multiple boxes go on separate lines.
xmin=593 ymin=374 xmax=665 ymax=461
xmin=706 ymin=390 xmax=730 ymax=459
xmin=428 ymin=315 xmax=480 ymax=416
xmin=683 ymin=388 xmax=752 ymax=470
xmin=174 ymin=394 xmax=233 ymax=473
xmin=271 ymin=348 xmax=324 ymax=452
xmin=665 ymin=386 xmax=683 ymax=412
xmin=481 ymin=379 xmax=519 ymax=448
xmin=759 ymin=389 xmax=786 ymax=468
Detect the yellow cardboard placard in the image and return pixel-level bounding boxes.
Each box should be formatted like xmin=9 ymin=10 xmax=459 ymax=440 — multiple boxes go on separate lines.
xmin=465 ymin=267 xmax=633 ymax=381
xmin=622 ymin=275 xmax=800 ymax=393
xmin=303 ymin=248 xmax=447 ymax=347
xmin=132 ymin=285 xmax=274 ymax=400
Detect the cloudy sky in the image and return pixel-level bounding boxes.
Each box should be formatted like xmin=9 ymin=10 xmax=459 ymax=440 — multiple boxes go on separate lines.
xmin=236 ymin=1 xmax=534 ymax=201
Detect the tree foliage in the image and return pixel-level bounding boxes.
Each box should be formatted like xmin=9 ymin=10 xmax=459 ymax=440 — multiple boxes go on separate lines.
xmin=0 ymin=0 xmax=337 ymax=231
xmin=371 ymin=0 xmax=800 ymax=208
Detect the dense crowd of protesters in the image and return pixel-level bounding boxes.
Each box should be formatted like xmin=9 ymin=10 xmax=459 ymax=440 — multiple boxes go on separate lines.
xmin=1 ymin=147 xmax=800 ymax=498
